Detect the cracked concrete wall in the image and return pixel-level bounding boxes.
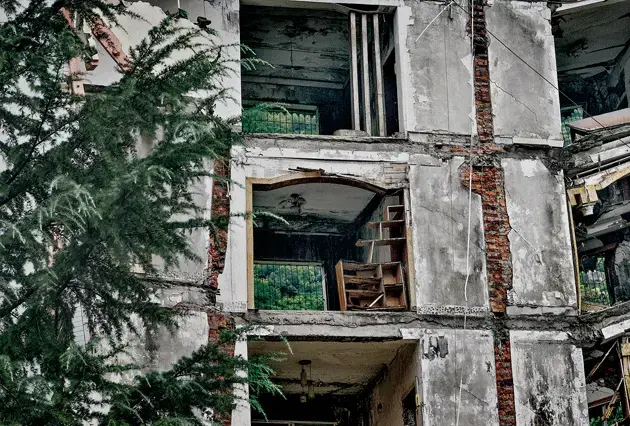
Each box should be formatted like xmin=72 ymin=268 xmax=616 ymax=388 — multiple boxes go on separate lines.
xmin=409 ymin=155 xmax=488 ymax=314
xmin=420 ymin=329 xmax=499 ymax=426
xmin=486 ymin=0 xmax=563 ymax=147
xmin=502 ymin=159 xmax=577 ymax=313
xmin=370 ymin=343 xmax=420 ymax=426
xmin=400 ymin=1 xmax=474 ymax=135
xmin=511 ymin=331 xmax=588 ymax=425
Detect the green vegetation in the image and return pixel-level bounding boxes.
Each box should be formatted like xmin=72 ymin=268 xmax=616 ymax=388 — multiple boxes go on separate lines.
xmin=242 ymin=103 xmax=319 ymax=135
xmin=254 ymin=264 xmax=325 ymax=310
xmin=0 ymin=1 xmax=279 ymax=424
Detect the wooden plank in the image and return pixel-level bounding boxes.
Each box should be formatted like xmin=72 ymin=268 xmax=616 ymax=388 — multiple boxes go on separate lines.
xmin=336 ymin=260 xmax=347 ymax=311
xmin=373 ymin=14 xmax=386 ymax=136
xmin=366 ymin=220 xmax=405 ymax=229
xmin=367 ymin=240 xmax=375 ymax=263
xmin=356 ymin=237 xmax=406 ymax=247
xmin=344 ymin=276 xmax=381 ymax=286
xmin=350 ymin=12 xmax=360 ymax=130
xmin=346 ymin=290 xmax=382 ymax=297
xmin=368 ymin=294 xmax=384 ymax=308
xmin=361 ymin=13 xmax=372 ymax=135
xmin=340 ymin=261 xmax=380 ymax=271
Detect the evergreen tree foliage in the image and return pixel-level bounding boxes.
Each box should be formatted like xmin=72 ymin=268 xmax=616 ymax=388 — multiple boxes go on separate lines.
xmin=0 ymin=1 xmax=280 ymax=424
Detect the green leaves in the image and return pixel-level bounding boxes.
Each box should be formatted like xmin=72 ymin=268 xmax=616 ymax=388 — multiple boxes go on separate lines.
xmin=0 ymin=1 xmax=273 ymax=425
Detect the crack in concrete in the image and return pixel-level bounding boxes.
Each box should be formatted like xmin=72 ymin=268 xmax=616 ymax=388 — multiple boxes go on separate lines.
xmin=490 ymin=77 xmax=540 ymax=125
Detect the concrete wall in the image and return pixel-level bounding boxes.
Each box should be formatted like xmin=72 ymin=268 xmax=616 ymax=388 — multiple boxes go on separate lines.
xmin=502 ymin=159 xmax=577 ymax=313
xmin=420 ymin=329 xmax=499 ymax=426
xmin=409 ymin=155 xmax=488 ymax=314
xmin=370 ymin=344 xmax=420 ymax=426
xmin=511 ymin=331 xmax=588 ymax=425
xmin=399 ymin=1 xmax=474 ymax=135
xmin=486 ymin=1 xmax=563 ymax=146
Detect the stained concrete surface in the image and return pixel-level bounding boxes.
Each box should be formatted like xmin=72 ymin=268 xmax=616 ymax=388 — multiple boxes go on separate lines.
xmin=486 ymin=0 xmax=563 ymax=145
xmin=402 ymin=1 xmax=474 ymax=135
xmin=409 ymin=156 xmax=488 ymax=312
xmin=511 ymin=331 xmax=588 ymax=426
xmin=503 ymin=159 xmax=576 ymax=311
xmin=420 ymin=329 xmax=499 ymax=426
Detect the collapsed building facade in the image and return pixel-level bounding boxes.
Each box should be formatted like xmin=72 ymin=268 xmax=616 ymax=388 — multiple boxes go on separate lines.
xmin=76 ymin=0 xmax=630 ymax=424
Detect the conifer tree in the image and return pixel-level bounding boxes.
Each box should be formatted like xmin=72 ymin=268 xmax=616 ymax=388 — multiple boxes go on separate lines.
xmin=0 ymin=1 xmax=278 ymax=424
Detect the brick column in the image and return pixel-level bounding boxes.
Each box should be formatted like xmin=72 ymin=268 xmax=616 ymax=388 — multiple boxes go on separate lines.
xmin=464 ymin=1 xmax=516 ymax=424
xmin=208 ymin=158 xmax=230 ymax=291
xmin=208 ymin=157 xmax=234 ymax=426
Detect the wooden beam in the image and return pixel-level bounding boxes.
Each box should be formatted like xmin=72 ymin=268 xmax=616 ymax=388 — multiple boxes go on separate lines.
xmin=246 ymin=179 xmax=255 ymax=309
xmin=361 ymin=13 xmax=372 ymax=135
xmin=241 ymin=75 xmax=345 ymax=90
xmin=350 ymin=12 xmax=361 ymax=130
xmin=373 ymin=14 xmax=386 ymax=136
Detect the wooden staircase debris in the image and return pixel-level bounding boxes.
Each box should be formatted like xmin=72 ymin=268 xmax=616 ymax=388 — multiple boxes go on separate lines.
xmin=336 ymin=202 xmax=409 ymax=311
xmin=336 ymin=261 xmax=407 ymax=311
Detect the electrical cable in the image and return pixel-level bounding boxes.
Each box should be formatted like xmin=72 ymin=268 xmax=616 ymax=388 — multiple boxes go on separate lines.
xmin=449 ymin=0 xmax=630 ymax=151
xmin=415 ymin=1 xmax=455 ymax=42
xmin=456 ymin=0 xmax=475 ymax=423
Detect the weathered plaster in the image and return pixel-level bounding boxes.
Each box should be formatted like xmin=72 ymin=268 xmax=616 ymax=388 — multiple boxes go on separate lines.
xmin=502 ymin=158 xmax=577 ymax=310
xmin=420 ymin=329 xmax=499 ymax=426
xmin=409 ymin=155 xmax=488 ymax=312
xmin=510 ymin=331 xmax=588 ymax=426
xmin=485 ymin=0 xmax=563 ymax=145
xmin=402 ymin=1 xmax=474 ymax=135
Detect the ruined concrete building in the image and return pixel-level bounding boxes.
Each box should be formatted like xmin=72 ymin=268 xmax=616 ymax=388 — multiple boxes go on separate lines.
xmin=79 ymin=0 xmax=630 ymax=424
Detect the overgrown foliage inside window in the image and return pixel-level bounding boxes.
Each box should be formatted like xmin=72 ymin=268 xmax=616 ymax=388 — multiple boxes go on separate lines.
xmin=254 ymin=263 xmax=325 ymax=310
xmin=580 ymin=256 xmax=611 ymax=306
xmin=243 ymin=103 xmax=319 ymax=135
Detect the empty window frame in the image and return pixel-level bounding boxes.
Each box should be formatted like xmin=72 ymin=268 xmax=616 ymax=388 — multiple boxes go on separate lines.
xmin=402 ymin=387 xmax=418 ymax=426
xmin=240 ymin=5 xmax=398 ymax=136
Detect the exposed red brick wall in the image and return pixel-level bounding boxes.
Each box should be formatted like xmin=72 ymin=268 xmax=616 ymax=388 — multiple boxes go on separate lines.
xmin=208 ymin=310 xmax=235 ymax=426
xmin=460 ymin=166 xmax=512 ymax=314
xmin=207 ymin=157 xmax=233 ymax=425
xmin=208 ymin=159 xmax=230 ymax=290
xmin=464 ymin=1 xmax=515 ymax=424
xmin=495 ymin=338 xmax=516 ymax=426
xmin=471 ymin=0 xmax=493 ymax=143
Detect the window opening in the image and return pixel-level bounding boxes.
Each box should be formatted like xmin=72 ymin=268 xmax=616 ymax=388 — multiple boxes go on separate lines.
xmin=240 ymin=5 xmax=397 ymax=136
xmin=579 ymin=255 xmax=611 ymax=307
xmin=252 ymin=181 xmax=410 ymax=312
xmin=402 ymin=387 xmax=418 ymax=426
xmin=254 ymin=262 xmax=326 ymax=311
xmin=560 ymin=105 xmax=584 ymax=146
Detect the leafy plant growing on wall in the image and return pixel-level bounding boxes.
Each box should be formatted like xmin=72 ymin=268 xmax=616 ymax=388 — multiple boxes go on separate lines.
xmin=0 ymin=1 xmax=280 ymax=424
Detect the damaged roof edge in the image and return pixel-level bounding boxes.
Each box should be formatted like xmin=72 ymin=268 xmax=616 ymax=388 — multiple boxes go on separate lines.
xmin=567 ymin=108 xmax=630 ymax=134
